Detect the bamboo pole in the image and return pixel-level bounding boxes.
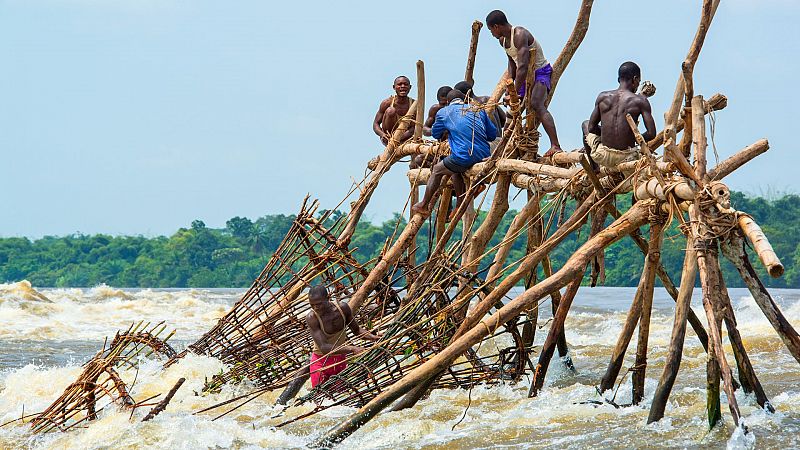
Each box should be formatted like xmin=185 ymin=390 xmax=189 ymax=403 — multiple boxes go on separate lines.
xmin=464 ymin=21 xmax=482 ymax=85
xmin=692 ymin=95 xmax=707 ymax=182
xmin=720 ymin=232 xmax=800 ymax=364
xmin=737 ymin=213 xmax=784 ymax=278
xmin=632 ymin=220 xmax=665 ymax=404
xmin=648 ymin=239 xmax=697 ymax=423
xmin=529 ymin=276 xmax=583 ymax=397
xmin=413 ymin=61 xmax=425 ymax=140
xmin=312 ymin=201 xmax=651 ymax=448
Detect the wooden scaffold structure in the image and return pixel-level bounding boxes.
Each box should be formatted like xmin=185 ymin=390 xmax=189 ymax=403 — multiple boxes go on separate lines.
xmin=13 ymin=0 xmax=800 ymax=447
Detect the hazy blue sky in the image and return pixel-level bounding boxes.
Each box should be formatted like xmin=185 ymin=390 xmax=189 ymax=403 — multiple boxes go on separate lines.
xmin=1 ymin=0 xmax=797 ymax=237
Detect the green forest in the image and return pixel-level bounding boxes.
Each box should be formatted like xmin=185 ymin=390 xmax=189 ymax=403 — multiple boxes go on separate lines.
xmin=1 ymin=191 xmax=798 ymax=288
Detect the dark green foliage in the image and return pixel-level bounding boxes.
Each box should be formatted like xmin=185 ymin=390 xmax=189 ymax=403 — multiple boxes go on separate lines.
xmin=0 ymin=191 xmax=798 ymax=288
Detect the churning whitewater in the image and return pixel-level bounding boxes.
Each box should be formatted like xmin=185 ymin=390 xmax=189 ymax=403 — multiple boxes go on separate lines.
xmin=1 ymin=281 xmax=798 ymax=449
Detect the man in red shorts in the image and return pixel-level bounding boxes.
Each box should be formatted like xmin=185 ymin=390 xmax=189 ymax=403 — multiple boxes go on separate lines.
xmin=306 ymin=285 xmax=381 ymax=387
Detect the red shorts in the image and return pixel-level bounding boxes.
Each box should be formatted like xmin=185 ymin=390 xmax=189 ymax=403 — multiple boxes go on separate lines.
xmin=310 ymin=353 xmax=347 ymax=388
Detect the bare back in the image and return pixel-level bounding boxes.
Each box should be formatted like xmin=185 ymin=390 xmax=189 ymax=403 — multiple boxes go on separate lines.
xmin=592 ymin=89 xmax=653 ymax=149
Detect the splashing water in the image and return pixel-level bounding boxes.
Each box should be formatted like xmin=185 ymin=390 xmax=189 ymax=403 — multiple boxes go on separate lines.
xmin=1 ymin=282 xmax=798 ymax=449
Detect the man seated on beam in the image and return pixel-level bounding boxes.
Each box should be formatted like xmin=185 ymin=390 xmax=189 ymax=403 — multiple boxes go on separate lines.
xmin=373 ymin=75 xmax=415 ymax=147
xmin=411 ymin=89 xmax=497 ymax=218
xmin=306 ymin=285 xmax=380 ymax=388
xmin=582 ymin=61 xmax=656 ymax=171
xmin=454 ymin=80 xmax=507 ymax=142
xmin=486 ymin=9 xmax=561 ymax=157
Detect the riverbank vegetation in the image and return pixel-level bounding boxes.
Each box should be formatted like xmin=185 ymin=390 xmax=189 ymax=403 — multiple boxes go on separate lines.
xmin=1 ymin=192 xmax=797 ymax=288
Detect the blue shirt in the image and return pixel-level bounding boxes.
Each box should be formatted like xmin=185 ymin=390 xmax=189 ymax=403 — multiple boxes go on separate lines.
xmin=431 ymin=100 xmax=498 ymax=167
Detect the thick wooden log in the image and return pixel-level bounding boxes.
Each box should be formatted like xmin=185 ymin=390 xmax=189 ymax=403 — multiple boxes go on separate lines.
xmin=413 ymin=61 xmax=425 ymax=140
xmin=707 ymin=350 xmax=723 ymax=428
xmin=529 ymin=276 xmax=583 ymax=397
xmin=632 ymin=221 xmax=664 ymax=404
xmin=601 ymin=204 xmax=710 ymax=351
xmin=720 ymin=232 xmax=800 ymax=364
xmin=434 ymin=186 xmax=452 ymax=243
xmin=339 ymin=100 xmax=418 ymax=246
xmin=707 ymin=139 xmax=769 ymax=181
xmin=510 ymin=173 xmax=571 ymax=193
xmin=464 ymin=21 xmax=482 ymax=85
xmin=648 ymin=239 xmax=697 ymax=423
xmin=692 ymin=95 xmax=708 ymax=182
xmin=312 ymin=201 xmax=650 ymax=448
xmin=695 ymin=242 xmax=742 ymax=427
xmin=737 ymin=213 xmax=783 ymax=278
xmin=634 ymin=178 xmax=695 ymax=202
xmin=599 ymin=224 xmax=659 ymax=392
xmin=348 ymin=212 xmax=429 ymax=313
xmin=464 ymin=175 xmax=510 ymax=272
xmin=456 ymin=194 xmax=595 ymax=339
xmin=496 ymin=158 xmax=580 ymax=179
xmin=714 ymin=265 xmax=774 ymax=412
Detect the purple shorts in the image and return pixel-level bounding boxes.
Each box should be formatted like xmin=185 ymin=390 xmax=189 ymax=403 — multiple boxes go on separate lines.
xmin=518 ymin=63 xmax=553 ymax=97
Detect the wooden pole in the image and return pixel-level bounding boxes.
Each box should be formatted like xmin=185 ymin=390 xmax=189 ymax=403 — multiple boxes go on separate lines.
xmin=413 ymin=61 xmax=425 ymax=140
xmin=464 ymin=21 xmax=482 ymax=85
xmin=529 ymin=276 xmax=583 ymax=397
xmin=707 ymin=139 xmax=769 ymax=181
xmin=632 ymin=220 xmax=665 ymax=404
xmin=737 ymin=213 xmax=784 ymax=278
xmin=338 ymin=100 xmax=418 ymax=247
xmin=714 ymin=264 xmax=774 ymax=412
xmin=599 ymin=227 xmax=658 ymax=392
xmin=720 ymin=233 xmax=800 ymax=364
xmin=692 ymin=95 xmax=707 ymax=182
xmin=648 ymin=239 xmax=697 ymax=423
xmin=312 ymin=201 xmax=651 ymax=448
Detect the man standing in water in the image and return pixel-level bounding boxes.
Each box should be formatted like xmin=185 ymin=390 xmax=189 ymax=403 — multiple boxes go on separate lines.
xmin=373 ymin=76 xmax=415 ymax=146
xmin=486 ymin=10 xmax=561 ymax=157
xmin=583 ymin=61 xmax=656 ymax=169
xmin=306 ymin=285 xmax=381 ymax=388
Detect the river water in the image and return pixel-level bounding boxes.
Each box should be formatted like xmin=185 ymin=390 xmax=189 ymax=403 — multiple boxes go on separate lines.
xmin=1 ymin=280 xmax=798 ymax=449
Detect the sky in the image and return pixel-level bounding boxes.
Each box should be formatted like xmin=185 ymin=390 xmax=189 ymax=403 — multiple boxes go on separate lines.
xmin=0 ymin=0 xmax=798 ymax=238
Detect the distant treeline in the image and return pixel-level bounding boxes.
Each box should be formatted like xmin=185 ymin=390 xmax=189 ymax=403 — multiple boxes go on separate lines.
xmin=1 ymin=191 xmax=798 ymax=288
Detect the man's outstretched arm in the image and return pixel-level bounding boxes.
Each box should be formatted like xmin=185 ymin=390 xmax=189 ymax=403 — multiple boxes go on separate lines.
xmin=342 ymin=303 xmax=381 ymax=341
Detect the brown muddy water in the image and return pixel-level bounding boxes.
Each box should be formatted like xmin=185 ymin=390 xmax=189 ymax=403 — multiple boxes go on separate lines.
xmin=1 ymin=281 xmax=798 ymax=449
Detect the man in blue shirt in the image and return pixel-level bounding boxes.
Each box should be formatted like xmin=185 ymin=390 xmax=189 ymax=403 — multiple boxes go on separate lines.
xmin=411 ymin=89 xmax=497 ymax=217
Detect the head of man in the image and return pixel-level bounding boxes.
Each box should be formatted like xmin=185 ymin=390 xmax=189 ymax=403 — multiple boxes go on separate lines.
xmin=486 ymin=10 xmax=512 ymax=40
xmin=436 ymin=85 xmax=453 ymax=105
xmin=393 ymin=76 xmax=412 ymax=98
xmin=453 ymin=81 xmax=474 ymax=100
xmin=308 ymin=285 xmax=330 ymax=313
xmin=618 ymin=61 xmax=641 ymax=92
xmin=447 ymin=89 xmax=466 ymax=104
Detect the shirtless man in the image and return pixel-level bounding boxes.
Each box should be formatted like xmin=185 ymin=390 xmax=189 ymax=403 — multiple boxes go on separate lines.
xmin=583 ymin=61 xmax=656 ymax=169
xmin=373 ymin=76 xmax=415 ymax=146
xmin=486 ymin=10 xmax=561 ymax=156
xmin=305 ymin=285 xmax=380 ymax=388
xmin=422 ymin=86 xmax=452 ymax=137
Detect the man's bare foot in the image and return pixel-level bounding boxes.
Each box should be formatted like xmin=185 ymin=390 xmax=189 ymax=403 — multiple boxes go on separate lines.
xmin=542 ymin=145 xmax=563 ymax=158
xmin=411 ymin=202 xmax=429 ymax=216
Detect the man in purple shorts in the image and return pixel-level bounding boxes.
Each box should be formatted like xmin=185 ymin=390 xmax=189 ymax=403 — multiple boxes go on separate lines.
xmin=486 ymin=9 xmax=562 ymax=157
